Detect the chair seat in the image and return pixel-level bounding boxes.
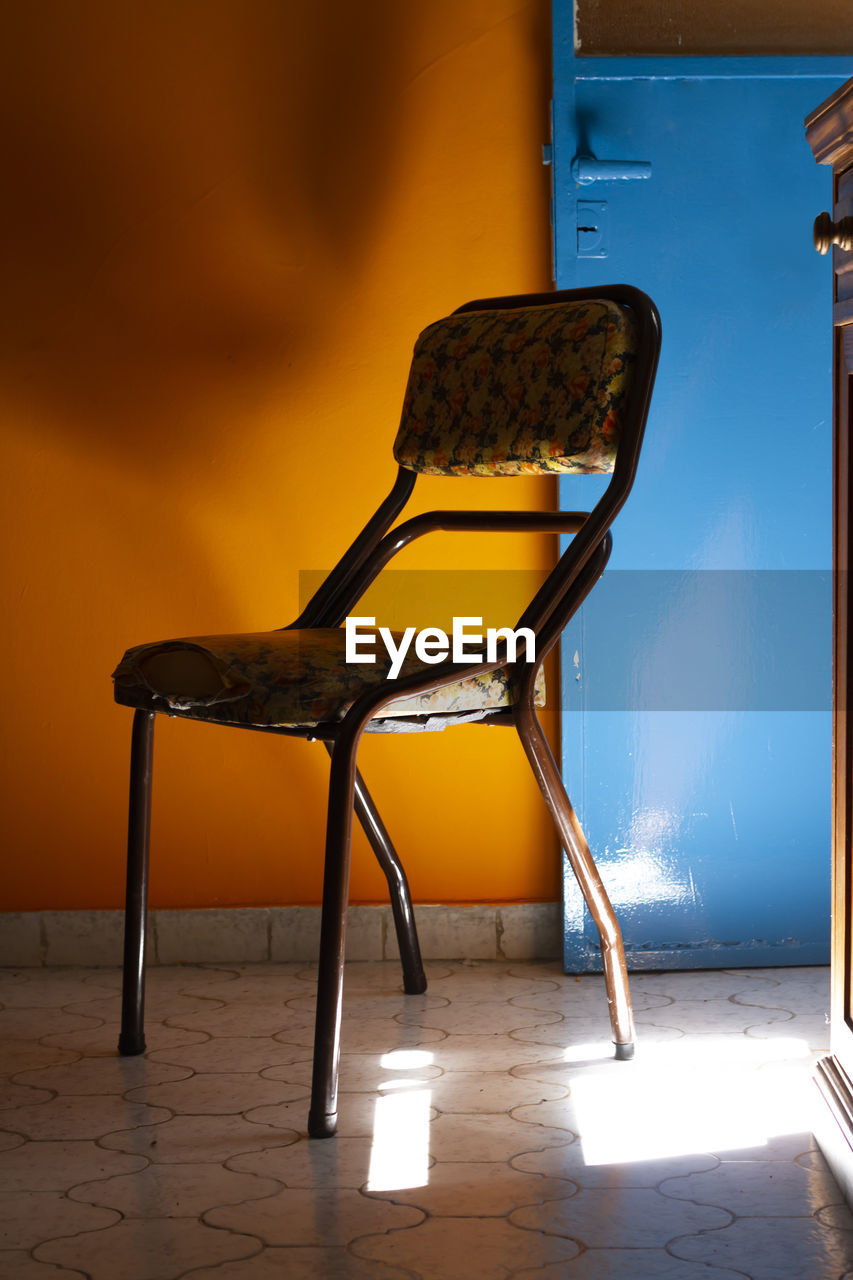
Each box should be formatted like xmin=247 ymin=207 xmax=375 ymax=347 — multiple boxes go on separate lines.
xmin=112 ymin=627 xmax=545 ymax=729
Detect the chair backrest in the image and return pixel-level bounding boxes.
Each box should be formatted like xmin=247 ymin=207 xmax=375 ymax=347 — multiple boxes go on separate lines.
xmin=292 ymin=287 xmax=660 ymax=644
xmin=393 ymin=295 xmax=638 ymax=477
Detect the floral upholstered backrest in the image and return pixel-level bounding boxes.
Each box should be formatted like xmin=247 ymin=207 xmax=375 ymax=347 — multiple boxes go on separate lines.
xmin=393 ymin=298 xmax=638 ymax=476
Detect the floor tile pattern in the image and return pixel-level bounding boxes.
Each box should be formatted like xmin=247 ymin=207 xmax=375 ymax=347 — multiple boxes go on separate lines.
xmin=0 ymin=960 xmax=851 ymax=1278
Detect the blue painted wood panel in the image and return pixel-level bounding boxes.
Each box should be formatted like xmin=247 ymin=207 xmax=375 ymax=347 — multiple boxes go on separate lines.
xmin=553 ymin=14 xmax=851 ymax=969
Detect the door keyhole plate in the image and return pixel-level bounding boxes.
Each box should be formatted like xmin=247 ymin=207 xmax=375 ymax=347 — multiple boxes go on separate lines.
xmin=577 ymin=201 xmax=608 ymax=258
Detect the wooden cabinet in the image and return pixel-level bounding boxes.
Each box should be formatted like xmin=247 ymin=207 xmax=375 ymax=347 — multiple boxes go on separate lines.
xmin=807 ymin=78 xmax=853 ymax=1205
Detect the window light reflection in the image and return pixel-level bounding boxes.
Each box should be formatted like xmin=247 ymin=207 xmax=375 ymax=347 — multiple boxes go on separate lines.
xmin=568 ymin=1035 xmax=813 ymax=1166
xmin=367 ymin=1049 xmax=434 ymax=1191
xmin=378 ymin=1076 xmax=433 ymax=1092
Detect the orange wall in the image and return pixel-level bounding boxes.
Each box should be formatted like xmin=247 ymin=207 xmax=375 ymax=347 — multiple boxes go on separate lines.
xmin=0 ymin=0 xmax=560 ymax=911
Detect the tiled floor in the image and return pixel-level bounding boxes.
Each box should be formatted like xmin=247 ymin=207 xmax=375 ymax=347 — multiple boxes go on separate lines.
xmin=1 ymin=960 xmax=852 ymax=1280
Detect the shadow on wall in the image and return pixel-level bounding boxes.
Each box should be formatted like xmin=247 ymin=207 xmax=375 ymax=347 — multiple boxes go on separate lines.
xmin=0 ymin=0 xmax=556 ymax=912
xmin=0 ymin=0 xmax=423 ymax=911
xmin=0 ymin=0 xmax=418 ymax=458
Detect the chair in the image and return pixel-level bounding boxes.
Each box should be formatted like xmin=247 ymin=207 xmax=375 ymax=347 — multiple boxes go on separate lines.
xmin=112 ymin=285 xmax=661 ymax=1138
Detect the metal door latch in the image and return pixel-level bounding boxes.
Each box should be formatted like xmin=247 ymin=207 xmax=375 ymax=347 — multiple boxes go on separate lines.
xmin=572 ymin=154 xmax=652 ymax=185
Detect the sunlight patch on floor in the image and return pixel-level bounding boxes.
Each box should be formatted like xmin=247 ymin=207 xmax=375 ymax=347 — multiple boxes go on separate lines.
xmin=367 ymin=1049 xmax=434 ymax=1191
xmin=569 ymin=1035 xmax=813 ymax=1165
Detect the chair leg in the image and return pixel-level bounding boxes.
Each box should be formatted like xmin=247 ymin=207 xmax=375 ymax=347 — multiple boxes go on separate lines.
xmin=354 ymin=769 xmax=427 ymax=994
xmin=118 ymin=710 xmax=155 ymax=1056
xmin=516 ymin=702 xmax=635 ymax=1058
xmin=323 ymin=743 xmax=426 ymax=995
xmin=309 ymin=728 xmax=362 ymax=1139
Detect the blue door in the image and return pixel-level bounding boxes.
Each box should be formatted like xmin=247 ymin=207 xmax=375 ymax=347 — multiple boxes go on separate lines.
xmin=553 ymin=14 xmax=852 ymax=970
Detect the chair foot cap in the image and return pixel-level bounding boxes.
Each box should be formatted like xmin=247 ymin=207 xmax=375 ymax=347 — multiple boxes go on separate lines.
xmin=614 ymin=1040 xmax=634 ymax=1061
xmin=403 ymin=973 xmax=428 ymax=995
xmin=118 ymin=1032 xmax=146 ymax=1056
xmin=308 ymin=1110 xmax=338 ymax=1139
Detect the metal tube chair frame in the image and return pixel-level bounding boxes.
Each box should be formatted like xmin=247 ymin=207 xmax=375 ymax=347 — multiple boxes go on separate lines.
xmin=115 ymin=284 xmax=662 ymax=1139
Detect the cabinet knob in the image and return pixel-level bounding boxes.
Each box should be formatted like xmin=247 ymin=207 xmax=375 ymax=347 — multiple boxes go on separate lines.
xmin=814 ymin=211 xmax=853 ymax=255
